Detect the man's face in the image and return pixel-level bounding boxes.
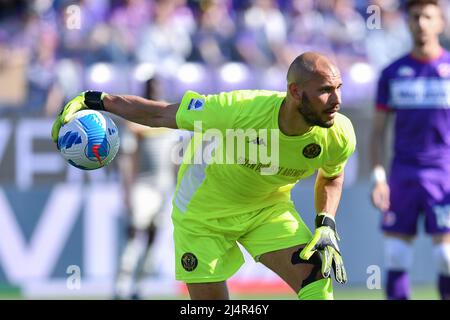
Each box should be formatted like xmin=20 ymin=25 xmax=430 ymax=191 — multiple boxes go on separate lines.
xmin=298 ymin=70 xmax=342 ymax=128
xmin=408 ymin=4 xmax=444 ymax=46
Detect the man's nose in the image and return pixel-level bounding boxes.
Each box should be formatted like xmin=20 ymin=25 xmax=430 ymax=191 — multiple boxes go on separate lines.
xmin=418 ymin=16 xmax=427 ymax=30
xmin=330 ymin=90 xmax=341 ymax=105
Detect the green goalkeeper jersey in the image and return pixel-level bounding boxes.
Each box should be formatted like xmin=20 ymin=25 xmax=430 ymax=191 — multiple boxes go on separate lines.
xmin=173 ymin=90 xmax=356 ymax=218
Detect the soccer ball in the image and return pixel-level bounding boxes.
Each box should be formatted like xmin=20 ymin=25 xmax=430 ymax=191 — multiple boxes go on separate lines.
xmin=57 ymin=109 xmax=120 ymax=170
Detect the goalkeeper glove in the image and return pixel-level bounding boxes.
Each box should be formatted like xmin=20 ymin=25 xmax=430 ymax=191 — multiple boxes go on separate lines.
xmin=300 ymin=213 xmax=347 ymax=284
xmin=51 ymin=91 xmax=107 ymax=144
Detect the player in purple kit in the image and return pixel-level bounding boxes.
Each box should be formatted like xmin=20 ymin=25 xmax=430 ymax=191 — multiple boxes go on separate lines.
xmin=370 ymin=0 xmax=450 ymax=300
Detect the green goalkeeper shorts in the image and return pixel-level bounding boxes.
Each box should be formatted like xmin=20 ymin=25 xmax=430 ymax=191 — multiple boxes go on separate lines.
xmin=172 ymin=201 xmax=313 ymax=283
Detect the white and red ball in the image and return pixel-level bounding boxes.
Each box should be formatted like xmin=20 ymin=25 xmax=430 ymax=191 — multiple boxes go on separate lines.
xmin=58 ymin=110 xmax=120 ymax=170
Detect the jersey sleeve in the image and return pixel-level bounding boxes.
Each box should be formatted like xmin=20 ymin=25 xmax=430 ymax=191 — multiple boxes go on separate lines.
xmin=321 ymin=116 xmax=357 ymax=178
xmin=375 ymin=69 xmax=392 ymax=112
xmin=176 ymin=90 xmax=243 ymax=132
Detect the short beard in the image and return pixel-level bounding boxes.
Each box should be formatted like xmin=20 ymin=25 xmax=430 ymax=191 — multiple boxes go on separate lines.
xmin=299 ymin=92 xmax=333 ymax=128
xmin=414 ymin=37 xmax=426 ymax=47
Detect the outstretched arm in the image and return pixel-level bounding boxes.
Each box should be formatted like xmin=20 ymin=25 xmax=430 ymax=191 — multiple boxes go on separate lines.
xmin=103 ymin=94 xmax=180 ymax=129
xmin=51 ymin=91 xmax=180 ymax=143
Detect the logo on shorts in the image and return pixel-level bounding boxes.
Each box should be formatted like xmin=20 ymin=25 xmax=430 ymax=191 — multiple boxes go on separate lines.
xmin=181 ymin=252 xmax=198 ymax=272
xmin=383 ymin=211 xmax=396 ymax=227
xmin=433 ymin=205 xmax=450 ymax=229
xmin=302 ymin=143 xmax=321 ymax=159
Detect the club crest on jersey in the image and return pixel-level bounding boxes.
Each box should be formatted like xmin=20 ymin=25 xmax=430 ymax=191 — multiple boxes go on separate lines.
xmin=437 ymin=63 xmax=450 ymax=78
xmin=397 ymin=66 xmax=415 ymax=77
xmin=187 ymin=98 xmax=204 ymax=111
xmin=181 ymin=252 xmax=198 ymax=271
xmin=249 ymin=136 xmax=266 ymax=146
xmin=302 ymin=143 xmax=321 ymax=159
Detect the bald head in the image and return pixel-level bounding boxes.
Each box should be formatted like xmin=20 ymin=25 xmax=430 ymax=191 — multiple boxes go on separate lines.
xmin=287 ymin=52 xmax=339 ymax=85
xmin=282 ymin=52 xmax=342 ymax=131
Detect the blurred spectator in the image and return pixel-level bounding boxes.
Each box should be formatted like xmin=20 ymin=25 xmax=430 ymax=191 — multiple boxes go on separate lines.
xmin=12 ymin=4 xmax=57 ymax=53
xmin=437 ymin=0 xmax=450 ymax=49
xmin=321 ymin=0 xmax=367 ymax=69
xmin=4 ymin=0 xmax=450 ymax=113
xmin=364 ymin=0 xmax=412 ymax=72
xmin=136 ymin=0 xmax=194 ymax=77
xmin=26 ymin=28 xmax=65 ymax=116
xmin=109 ymin=0 xmax=154 ymax=63
xmin=284 ymin=0 xmax=334 ymax=66
xmin=59 ymin=0 xmax=110 ymax=63
xmin=0 ymin=37 xmax=28 ymax=111
xmin=235 ymin=0 xmax=287 ymax=68
xmin=191 ymin=0 xmax=238 ymax=67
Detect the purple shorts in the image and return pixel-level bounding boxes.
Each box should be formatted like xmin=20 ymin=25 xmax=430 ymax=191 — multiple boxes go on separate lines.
xmin=382 ymin=173 xmax=450 ymax=236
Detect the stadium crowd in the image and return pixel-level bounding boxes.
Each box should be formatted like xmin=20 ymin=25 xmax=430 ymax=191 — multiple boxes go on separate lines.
xmin=1 ymin=0 xmax=450 ymax=116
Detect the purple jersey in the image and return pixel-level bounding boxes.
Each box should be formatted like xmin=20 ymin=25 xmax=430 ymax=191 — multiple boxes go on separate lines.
xmin=376 ymin=49 xmax=450 ymax=173
xmin=377 ymin=50 xmax=450 ymax=235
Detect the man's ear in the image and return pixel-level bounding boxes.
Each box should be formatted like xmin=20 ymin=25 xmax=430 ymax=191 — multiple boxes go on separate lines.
xmin=288 ymin=83 xmax=302 ymax=101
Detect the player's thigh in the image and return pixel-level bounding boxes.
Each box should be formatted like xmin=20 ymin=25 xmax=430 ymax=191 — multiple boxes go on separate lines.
xmin=239 ymin=201 xmax=312 ymax=257
xmin=259 ymin=244 xmax=323 ymax=293
xmin=382 ymin=177 xmax=422 ymax=235
xmin=186 ymin=281 xmax=229 ymax=300
xmin=172 ymin=207 xmax=245 ymax=284
xmin=239 ymin=202 xmax=315 ymax=293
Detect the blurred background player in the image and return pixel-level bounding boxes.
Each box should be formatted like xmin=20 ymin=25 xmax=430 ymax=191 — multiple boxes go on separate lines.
xmin=114 ymin=74 xmax=178 ymax=299
xmin=370 ymin=0 xmax=450 ymax=300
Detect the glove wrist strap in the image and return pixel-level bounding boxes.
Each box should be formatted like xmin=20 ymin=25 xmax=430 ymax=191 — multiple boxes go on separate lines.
xmin=84 ymin=91 xmax=105 ymax=111
xmin=315 ymin=213 xmax=336 ymax=232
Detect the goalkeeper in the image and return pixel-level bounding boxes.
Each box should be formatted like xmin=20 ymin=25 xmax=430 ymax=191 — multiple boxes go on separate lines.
xmin=52 ymin=52 xmax=356 ymax=300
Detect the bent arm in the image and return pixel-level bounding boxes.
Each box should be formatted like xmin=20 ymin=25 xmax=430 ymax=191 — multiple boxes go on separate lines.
xmin=103 ymin=94 xmax=180 ymax=129
xmin=315 ymin=170 xmax=344 ymax=218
